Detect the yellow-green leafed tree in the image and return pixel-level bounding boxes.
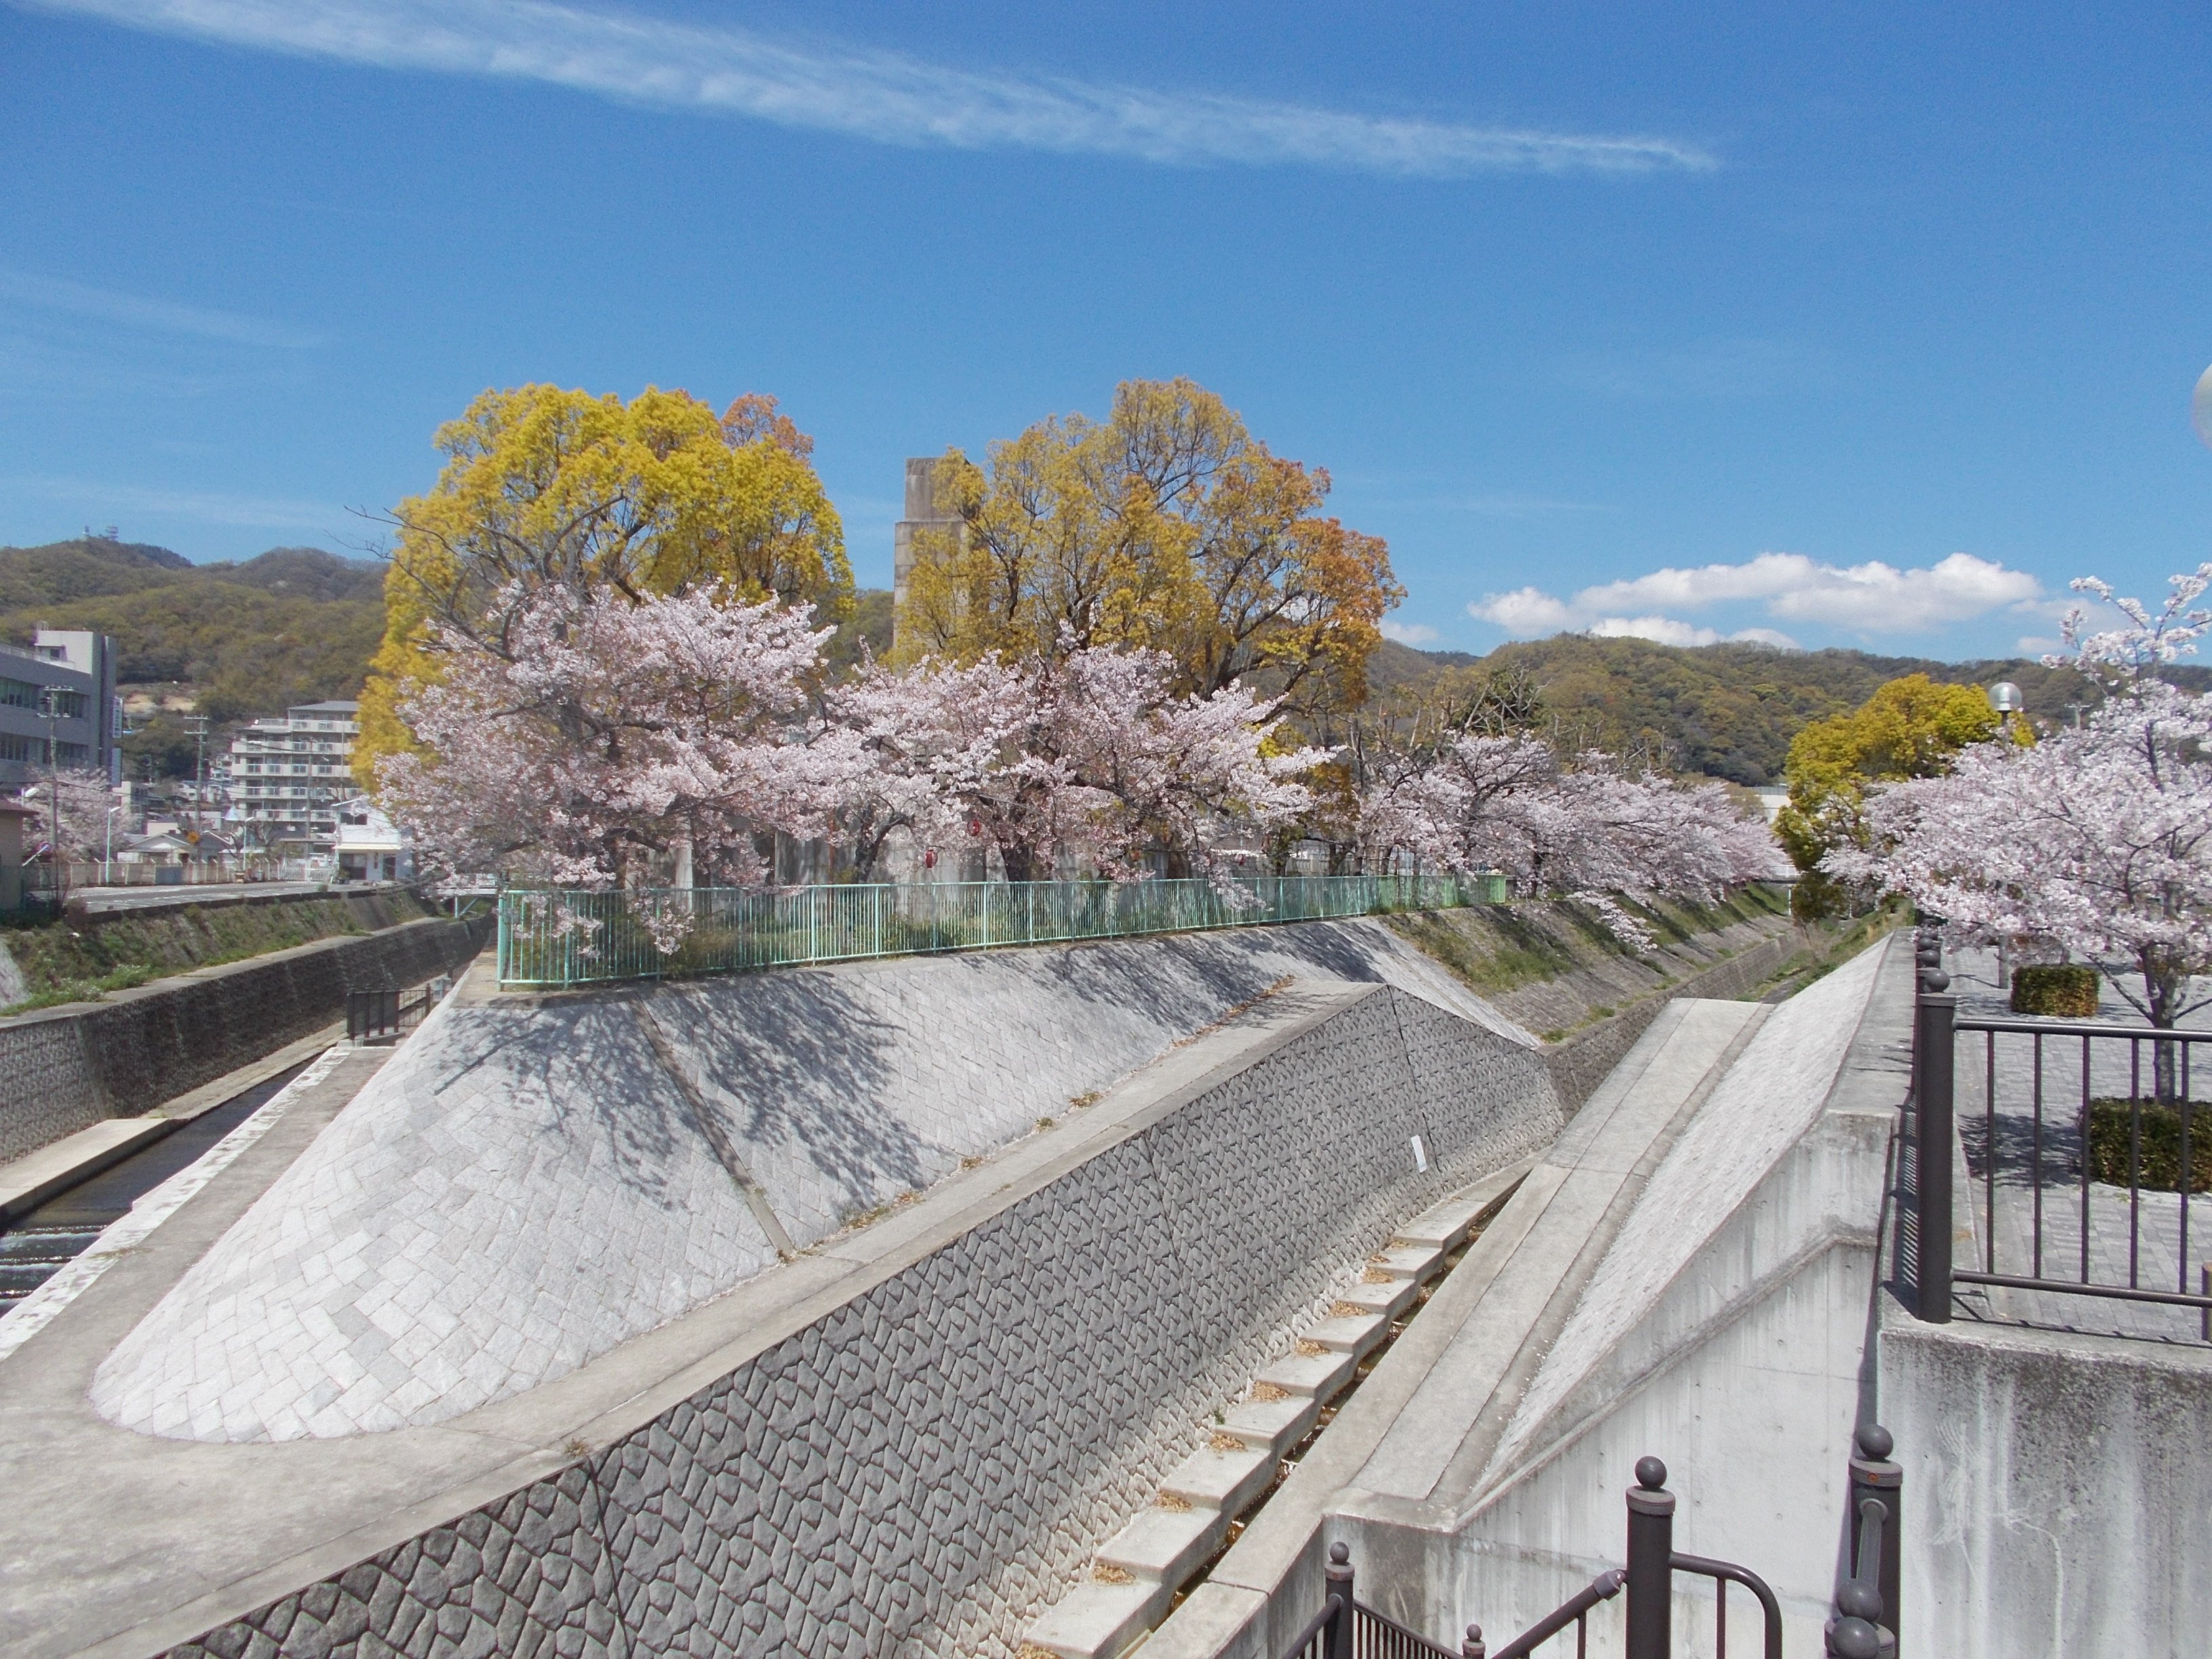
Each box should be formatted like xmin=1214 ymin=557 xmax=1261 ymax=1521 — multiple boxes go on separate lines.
xmin=356 ymin=386 xmax=851 ymax=788
xmin=1777 ymin=672 xmax=2006 ymax=918
xmin=895 ymin=377 xmax=1401 ymax=729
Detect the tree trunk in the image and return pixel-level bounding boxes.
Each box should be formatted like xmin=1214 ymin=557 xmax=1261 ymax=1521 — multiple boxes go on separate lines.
xmin=2142 ymin=951 xmax=2188 ymax=1103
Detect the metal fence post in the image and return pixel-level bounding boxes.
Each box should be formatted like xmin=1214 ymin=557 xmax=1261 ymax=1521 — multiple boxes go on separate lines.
xmin=1848 ymin=1424 xmax=1901 ymax=1649
xmin=1914 ymin=972 xmax=1957 ymax=1324
xmin=1323 ymin=1542 xmax=1354 ymax=1659
xmin=1625 ymin=1456 xmax=1674 ymax=1659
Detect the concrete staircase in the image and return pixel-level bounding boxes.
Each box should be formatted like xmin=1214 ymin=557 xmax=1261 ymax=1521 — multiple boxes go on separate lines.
xmin=1022 ymin=1181 xmax=1509 ymax=1659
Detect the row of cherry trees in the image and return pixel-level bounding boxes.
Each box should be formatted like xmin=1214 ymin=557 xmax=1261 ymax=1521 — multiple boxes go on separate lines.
xmin=378 ymin=583 xmax=1324 ymax=893
xmin=376 ymin=582 xmax=1786 ymax=943
xmin=1829 ymin=567 xmax=2212 ymax=1037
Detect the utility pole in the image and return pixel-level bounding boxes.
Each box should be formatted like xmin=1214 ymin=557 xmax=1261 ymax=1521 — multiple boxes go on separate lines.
xmin=185 ymin=714 xmax=210 ymax=843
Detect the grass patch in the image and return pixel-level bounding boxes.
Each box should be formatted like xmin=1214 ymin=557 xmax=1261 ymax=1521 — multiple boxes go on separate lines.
xmin=0 ymin=892 xmax=422 ymax=1016
xmin=1383 ymin=907 xmax=1580 ymax=996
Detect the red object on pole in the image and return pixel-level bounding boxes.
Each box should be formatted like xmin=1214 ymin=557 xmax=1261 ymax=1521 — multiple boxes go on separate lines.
xmin=923 ymin=848 xmax=937 ymax=869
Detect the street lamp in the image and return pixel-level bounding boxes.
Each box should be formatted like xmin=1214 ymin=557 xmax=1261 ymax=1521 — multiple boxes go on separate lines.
xmin=1987 ymin=681 xmax=2023 ymax=717
xmin=37 ymin=687 xmax=63 ymax=905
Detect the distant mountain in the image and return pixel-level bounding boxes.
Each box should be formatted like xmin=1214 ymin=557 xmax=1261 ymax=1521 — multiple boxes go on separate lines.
xmin=0 ymin=536 xmax=194 ymax=609
xmin=213 ymin=546 xmax=386 ymax=603
xmin=0 ymin=537 xmax=388 ymax=775
xmin=1370 ymin=631 xmax=2211 ymax=785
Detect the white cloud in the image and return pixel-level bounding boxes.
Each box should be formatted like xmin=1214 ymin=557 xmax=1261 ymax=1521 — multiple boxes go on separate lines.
xmin=1586 ymin=615 xmax=1721 ymax=647
xmin=1472 ymin=550 xmax=2043 ymax=646
xmin=1583 ymin=616 xmax=1799 ymax=650
xmin=1380 ymin=619 xmax=1441 ymax=646
xmin=1469 ymin=586 xmax=1577 ymax=635
xmin=27 ymin=0 xmax=1717 ymax=178
xmin=0 ymin=268 xmax=319 ymax=348
xmin=1477 ymin=548 xmax=2043 ymax=646
xmin=8 ymin=476 xmax=343 ymax=530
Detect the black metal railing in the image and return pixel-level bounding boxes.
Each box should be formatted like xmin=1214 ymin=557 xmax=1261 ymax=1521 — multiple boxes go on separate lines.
xmin=345 ymin=979 xmax=448 ymax=1043
xmin=1281 ymin=1457 xmax=1782 ymax=1659
xmin=1824 ymin=1423 xmax=1901 ymax=1657
xmin=1908 ymin=927 xmax=2212 ymax=1331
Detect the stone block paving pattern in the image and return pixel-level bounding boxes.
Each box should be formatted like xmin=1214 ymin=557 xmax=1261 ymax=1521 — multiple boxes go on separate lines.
xmin=156 ymin=978 xmax=1559 ymax=1659
xmin=1947 ymin=950 xmax=2211 ymax=1345
xmin=93 ymin=920 xmax=1536 ymax=1443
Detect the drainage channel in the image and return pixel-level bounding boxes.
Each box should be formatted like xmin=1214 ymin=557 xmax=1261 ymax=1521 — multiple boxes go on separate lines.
xmin=1163 ymin=1182 xmax=1517 ymax=1621
xmin=0 ymin=1062 xmax=310 ymax=1316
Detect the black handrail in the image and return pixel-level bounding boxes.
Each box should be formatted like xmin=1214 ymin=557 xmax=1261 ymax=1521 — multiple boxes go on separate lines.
xmin=1481 ymin=1569 xmax=1624 ymax=1659
xmin=1293 ymin=1458 xmax=1787 ymax=1659
xmin=1668 ymin=1554 xmax=1782 ymax=1659
xmin=1352 ymin=1596 xmax=1465 ymax=1658
xmin=1275 ymin=1593 xmax=1343 ymax=1659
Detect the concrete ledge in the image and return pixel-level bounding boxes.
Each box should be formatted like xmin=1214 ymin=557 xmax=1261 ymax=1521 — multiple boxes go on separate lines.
xmin=0 ymin=1118 xmax=175 ymax=1224
xmin=0 ymin=1024 xmax=345 ymax=1223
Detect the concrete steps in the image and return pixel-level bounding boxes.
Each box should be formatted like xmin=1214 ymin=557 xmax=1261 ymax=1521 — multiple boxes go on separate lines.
xmin=1021 ymin=1170 xmax=1512 ymax=1659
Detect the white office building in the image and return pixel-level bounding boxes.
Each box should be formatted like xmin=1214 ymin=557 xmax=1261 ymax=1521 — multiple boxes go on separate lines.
xmin=218 ymin=699 xmax=360 ymax=852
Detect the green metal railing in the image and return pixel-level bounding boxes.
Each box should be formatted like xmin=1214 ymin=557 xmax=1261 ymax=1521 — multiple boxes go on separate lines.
xmin=496 ymin=872 xmax=1508 ymax=988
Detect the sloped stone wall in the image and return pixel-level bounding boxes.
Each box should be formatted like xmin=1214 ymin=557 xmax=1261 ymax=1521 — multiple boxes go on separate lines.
xmin=0 ymin=914 xmax=489 ymax=1164
xmin=159 ymin=986 xmax=1560 ymax=1659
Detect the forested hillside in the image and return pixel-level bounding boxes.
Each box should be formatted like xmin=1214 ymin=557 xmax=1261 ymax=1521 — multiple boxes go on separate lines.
xmin=1366 ymin=633 xmax=2206 ymax=785
xmin=0 ymin=537 xmax=386 ymax=775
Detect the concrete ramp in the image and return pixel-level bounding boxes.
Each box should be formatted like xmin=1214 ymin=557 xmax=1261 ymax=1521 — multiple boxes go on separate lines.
xmin=1141 ymin=934 xmax=1905 ymax=1659
xmin=1350 ymin=996 xmax=1767 ymax=1507
xmin=1334 ymin=939 xmax=1902 ymax=1658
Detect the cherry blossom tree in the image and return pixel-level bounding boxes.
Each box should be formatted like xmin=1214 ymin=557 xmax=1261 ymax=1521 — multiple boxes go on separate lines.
xmin=834 ymin=642 xmax=1320 ymax=883
xmin=1356 ymin=731 xmax=1784 ymax=949
xmin=1829 ymin=567 xmax=2212 ymax=1064
xmin=19 ymin=769 xmax=123 ymax=867
xmin=377 ymin=583 xmax=830 ymax=896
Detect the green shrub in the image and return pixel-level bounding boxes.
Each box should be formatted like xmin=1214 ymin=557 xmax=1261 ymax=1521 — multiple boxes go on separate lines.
xmin=2010 ymin=964 xmax=2098 ymax=1017
xmin=2086 ymin=1097 xmax=2212 ymax=1193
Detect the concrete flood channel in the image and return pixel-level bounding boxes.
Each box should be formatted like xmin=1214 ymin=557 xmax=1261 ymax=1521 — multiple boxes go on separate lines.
xmin=0 ymin=1063 xmax=308 ymax=1313
xmin=1025 ymin=1174 xmax=1520 ymax=1659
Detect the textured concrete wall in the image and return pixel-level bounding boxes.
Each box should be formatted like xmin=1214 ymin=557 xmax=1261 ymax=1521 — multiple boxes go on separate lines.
xmin=1879 ymin=1307 xmax=2212 ymax=1658
xmin=94 ymin=918 xmax=1534 ymax=1443
xmin=157 ymin=985 xmax=1561 ymax=1659
xmin=0 ymin=914 xmax=489 ymax=1164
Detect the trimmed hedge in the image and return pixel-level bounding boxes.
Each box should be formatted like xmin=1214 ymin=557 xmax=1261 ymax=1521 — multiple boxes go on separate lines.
xmin=2087 ymin=1097 xmax=2212 ymax=1193
xmin=2011 ymin=964 xmax=2099 ymax=1017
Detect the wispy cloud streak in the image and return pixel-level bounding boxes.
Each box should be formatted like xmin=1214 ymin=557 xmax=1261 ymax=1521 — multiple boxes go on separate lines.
xmin=0 ymin=268 xmax=319 ymax=348
xmin=26 ymin=0 xmax=1717 ymax=178
xmin=9 ymin=475 xmax=342 ymax=529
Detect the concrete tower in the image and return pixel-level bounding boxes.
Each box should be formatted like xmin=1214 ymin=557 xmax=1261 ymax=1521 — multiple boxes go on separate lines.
xmin=892 ymin=456 xmax=962 ymax=636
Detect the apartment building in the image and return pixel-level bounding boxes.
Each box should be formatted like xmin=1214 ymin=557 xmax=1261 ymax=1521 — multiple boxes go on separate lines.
xmin=0 ymin=629 xmax=121 ymax=789
xmin=218 ymin=699 xmax=360 ymax=852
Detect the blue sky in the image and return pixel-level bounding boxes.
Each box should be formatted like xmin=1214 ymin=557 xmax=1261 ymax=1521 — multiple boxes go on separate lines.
xmin=3 ymin=2 xmax=2209 ymax=659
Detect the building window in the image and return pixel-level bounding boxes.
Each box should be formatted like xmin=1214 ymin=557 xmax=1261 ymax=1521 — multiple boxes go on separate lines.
xmin=0 ymin=684 xmax=89 ymax=720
